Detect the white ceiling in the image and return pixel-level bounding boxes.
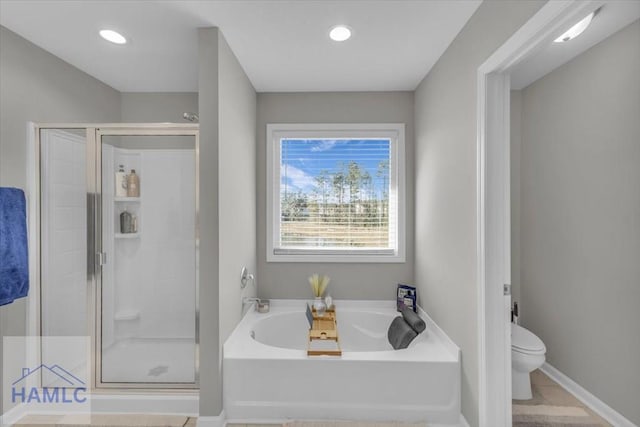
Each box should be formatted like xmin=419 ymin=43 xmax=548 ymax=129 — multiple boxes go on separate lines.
xmin=0 ymin=0 xmax=482 ymax=93
xmin=510 ymin=0 xmax=640 ymax=90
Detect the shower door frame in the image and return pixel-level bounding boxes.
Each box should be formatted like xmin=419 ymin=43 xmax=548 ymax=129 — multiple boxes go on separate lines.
xmin=31 ymin=123 xmax=200 ymax=392
xmin=94 ymin=126 xmax=200 ymax=390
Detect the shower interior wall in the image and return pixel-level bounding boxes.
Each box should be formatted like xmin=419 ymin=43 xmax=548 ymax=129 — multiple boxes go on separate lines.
xmin=100 ymin=135 xmax=197 ymax=385
xmin=101 ymin=140 xmax=196 ymax=347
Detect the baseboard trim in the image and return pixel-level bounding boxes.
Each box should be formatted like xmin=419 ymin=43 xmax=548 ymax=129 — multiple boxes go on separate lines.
xmin=224 ymin=416 xmax=467 ymax=427
xmin=1 ymin=402 xmax=27 ymax=426
xmin=540 ymin=362 xmax=636 ymax=427
xmin=222 ymin=414 xmax=470 ymax=427
xmin=197 ymin=410 xmax=225 ymax=427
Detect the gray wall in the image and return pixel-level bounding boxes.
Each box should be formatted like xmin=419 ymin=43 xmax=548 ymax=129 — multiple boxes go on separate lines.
xmin=0 ymin=25 xmax=121 ymax=412
xmin=120 ymin=92 xmax=198 ymax=123
xmin=0 ymin=25 xmax=121 ymax=185
xmin=256 ymin=92 xmax=414 ymax=300
xmin=197 ymin=27 xmax=257 ymax=417
xmin=516 ymin=20 xmax=640 ymax=424
xmin=413 ymin=2 xmax=545 ymax=426
xmin=217 ymin=32 xmax=257 ymax=347
xmin=198 ymin=27 xmax=221 ymax=417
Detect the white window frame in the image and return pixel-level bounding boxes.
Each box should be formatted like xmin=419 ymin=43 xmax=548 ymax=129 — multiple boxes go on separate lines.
xmin=266 ymin=123 xmax=405 ymax=263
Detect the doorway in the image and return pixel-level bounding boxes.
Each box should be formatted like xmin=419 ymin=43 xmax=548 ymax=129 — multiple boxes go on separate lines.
xmin=476 ymin=1 xmax=602 ymax=426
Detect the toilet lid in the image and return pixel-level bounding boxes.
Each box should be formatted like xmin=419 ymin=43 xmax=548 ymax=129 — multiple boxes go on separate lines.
xmin=511 ymin=324 xmax=546 ymax=354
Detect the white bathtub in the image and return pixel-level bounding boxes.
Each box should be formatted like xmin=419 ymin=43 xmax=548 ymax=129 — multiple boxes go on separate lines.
xmin=223 ymin=300 xmax=461 ymax=425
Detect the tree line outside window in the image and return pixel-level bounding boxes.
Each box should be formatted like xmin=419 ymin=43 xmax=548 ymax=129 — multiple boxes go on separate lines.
xmin=280 ymin=159 xmax=390 ymax=248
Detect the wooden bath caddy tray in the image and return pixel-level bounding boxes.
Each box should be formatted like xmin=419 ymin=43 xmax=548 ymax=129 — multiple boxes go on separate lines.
xmin=307 ymin=307 xmax=342 ymax=356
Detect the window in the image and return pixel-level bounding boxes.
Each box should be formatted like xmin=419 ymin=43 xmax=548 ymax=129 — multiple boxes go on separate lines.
xmin=266 ymin=123 xmax=405 ymax=262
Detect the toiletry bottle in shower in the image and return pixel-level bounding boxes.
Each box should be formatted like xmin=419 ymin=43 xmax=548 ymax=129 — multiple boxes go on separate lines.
xmin=127 ymin=169 xmax=140 ymax=197
xmin=120 ymin=209 xmax=133 ymax=234
xmin=115 ymin=164 xmax=128 ymax=197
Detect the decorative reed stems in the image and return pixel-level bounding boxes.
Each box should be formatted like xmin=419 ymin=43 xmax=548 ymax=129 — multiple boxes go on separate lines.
xmin=308 ymin=274 xmax=330 ymax=297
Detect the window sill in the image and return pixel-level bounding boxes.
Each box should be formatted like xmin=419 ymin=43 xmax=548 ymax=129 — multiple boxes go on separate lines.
xmin=268 ymin=249 xmax=405 ymax=263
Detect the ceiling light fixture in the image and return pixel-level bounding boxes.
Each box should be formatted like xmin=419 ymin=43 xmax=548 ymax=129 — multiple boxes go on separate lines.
xmin=99 ymin=29 xmax=127 ymax=45
xmin=329 ymin=25 xmax=352 ymax=42
xmin=554 ymin=12 xmax=595 ymax=43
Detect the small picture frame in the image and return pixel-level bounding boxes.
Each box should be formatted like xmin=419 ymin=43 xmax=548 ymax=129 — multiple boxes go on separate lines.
xmin=397 ymin=283 xmax=417 ymax=312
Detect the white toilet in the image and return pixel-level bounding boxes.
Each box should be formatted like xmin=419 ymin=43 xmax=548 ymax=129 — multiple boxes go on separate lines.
xmin=511 ymin=323 xmax=546 ymax=400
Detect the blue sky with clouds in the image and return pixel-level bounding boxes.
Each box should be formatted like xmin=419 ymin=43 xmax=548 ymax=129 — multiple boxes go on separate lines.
xmin=281 ymin=139 xmax=390 ymax=197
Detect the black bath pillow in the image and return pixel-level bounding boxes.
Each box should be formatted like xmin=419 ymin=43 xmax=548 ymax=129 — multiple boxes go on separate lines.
xmin=401 ymin=307 xmax=426 ymax=333
xmin=387 ymin=316 xmax=418 ymax=350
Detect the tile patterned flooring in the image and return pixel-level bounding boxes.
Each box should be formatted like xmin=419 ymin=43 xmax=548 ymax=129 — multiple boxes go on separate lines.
xmin=229 ymin=424 xmax=427 ymax=427
xmin=512 ymin=369 xmax=612 ymax=426
xmin=230 ymin=424 xmax=426 ymax=427
xmin=227 ymin=424 xmax=277 ymax=427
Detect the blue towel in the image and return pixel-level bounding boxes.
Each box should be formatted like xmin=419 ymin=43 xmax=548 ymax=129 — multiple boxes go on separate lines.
xmin=0 ymin=188 xmax=29 ymax=306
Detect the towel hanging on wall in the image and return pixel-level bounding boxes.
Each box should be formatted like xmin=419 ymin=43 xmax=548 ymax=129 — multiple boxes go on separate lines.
xmin=0 ymin=187 xmax=29 ymax=306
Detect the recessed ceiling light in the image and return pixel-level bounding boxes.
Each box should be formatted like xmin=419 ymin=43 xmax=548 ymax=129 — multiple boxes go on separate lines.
xmin=554 ymin=12 xmax=595 ymax=43
xmin=329 ymin=25 xmax=352 ymax=42
xmin=99 ymin=29 xmax=127 ymax=45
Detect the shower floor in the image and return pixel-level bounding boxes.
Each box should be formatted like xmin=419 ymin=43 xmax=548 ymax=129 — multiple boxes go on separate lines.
xmin=101 ymin=338 xmax=196 ymax=384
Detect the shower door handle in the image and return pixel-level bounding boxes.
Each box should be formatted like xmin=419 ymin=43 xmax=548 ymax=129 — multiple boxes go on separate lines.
xmin=96 ymin=252 xmax=107 ymax=266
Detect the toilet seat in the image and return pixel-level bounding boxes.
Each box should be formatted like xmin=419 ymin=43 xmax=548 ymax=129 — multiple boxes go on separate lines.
xmin=511 ymin=324 xmax=546 ymax=355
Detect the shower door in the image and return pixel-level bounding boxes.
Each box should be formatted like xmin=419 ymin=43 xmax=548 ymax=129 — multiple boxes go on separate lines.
xmin=96 ymin=128 xmax=199 ymax=388
xmin=37 ymin=125 xmax=198 ymax=391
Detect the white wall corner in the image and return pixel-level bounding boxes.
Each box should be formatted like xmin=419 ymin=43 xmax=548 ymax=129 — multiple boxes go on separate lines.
xmin=540 ymin=363 xmax=637 ymax=427
xmin=196 ymin=410 xmax=225 ymax=427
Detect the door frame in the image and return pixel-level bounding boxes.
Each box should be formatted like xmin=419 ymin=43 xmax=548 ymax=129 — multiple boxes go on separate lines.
xmin=94 ymin=126 xmax=200 ymax=390
xmin=27 ymin=123 xmax=200 ymax=392
xmin=476 ymin=1 xmax=604 ymax=426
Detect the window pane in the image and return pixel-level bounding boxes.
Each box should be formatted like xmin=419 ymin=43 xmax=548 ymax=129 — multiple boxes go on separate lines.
xmin=279 ymin=138 xmax=392 ymax=250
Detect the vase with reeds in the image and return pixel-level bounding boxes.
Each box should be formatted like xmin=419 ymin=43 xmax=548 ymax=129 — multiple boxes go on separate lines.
xmin=309 ymin=274 xmax=330 ymax=316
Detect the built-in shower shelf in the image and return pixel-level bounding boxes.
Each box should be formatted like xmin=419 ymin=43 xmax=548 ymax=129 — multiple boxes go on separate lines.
xmin=114 ymin=197 xmax=140 ymax=202
xmin=115 ymin=232 xmax=140 ymax=239
xmin=114 ymin=310 xmax=140 ymax=321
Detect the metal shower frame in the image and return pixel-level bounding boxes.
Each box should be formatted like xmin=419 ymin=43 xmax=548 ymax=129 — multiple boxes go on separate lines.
xmin=31 ymin=123 xmax=200 ymax=393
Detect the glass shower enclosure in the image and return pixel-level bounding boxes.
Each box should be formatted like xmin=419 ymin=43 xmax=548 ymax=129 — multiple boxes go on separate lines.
xmin=37 ymin=125 xmax=199 ymax=390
